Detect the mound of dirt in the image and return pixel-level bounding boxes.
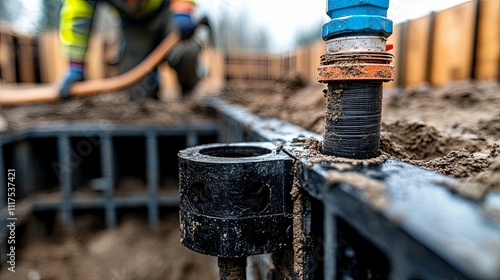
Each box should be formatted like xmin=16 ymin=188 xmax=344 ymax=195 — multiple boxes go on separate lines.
xmin=381 ymin=121 xmax=487 ymax=160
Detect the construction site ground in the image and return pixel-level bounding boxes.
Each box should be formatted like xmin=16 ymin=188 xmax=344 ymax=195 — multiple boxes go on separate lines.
xmin=1 ymin=77 xmax=499 ymax=279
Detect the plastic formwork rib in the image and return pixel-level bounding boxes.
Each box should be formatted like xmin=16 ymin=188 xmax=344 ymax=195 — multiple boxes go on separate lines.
xmin=208 ymin=97 xmax=500 ymax=280
xmin=0 ymin=122 xmax=217 ymax=231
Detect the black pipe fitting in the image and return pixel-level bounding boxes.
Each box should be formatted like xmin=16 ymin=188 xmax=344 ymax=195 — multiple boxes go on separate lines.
xmin=178 ymin=142 xmax=294 ymax=278
xmin=322 ymin=81 xmax=383 ymax=159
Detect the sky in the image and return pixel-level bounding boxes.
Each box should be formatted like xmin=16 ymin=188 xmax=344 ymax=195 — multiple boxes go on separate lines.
xmin=2 ymin=0 xmax=471 ymax=52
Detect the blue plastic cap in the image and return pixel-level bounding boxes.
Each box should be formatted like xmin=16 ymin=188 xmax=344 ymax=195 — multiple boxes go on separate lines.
xmin=321 ymin=15 xmax=393 ymax=40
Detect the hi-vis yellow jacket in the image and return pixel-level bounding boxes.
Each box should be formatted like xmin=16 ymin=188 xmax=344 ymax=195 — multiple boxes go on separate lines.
xmin=60 ymin=0 xmax=195 ymax=62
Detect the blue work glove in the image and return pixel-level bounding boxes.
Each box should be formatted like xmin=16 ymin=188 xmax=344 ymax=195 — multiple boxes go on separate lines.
xmin=174 ymin=13 xmax=195 ymax=39
xmin=59 ymin=62 xmax=84 ymax=100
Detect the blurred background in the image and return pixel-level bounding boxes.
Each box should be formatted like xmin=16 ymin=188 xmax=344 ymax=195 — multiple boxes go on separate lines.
xmin=1 ymin=0 xmax=497 ymax=94
xmin=0 ymin=0 xmax=472 ymax=52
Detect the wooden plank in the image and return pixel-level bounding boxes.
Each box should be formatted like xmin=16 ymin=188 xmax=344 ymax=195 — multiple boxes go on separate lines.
xmin=86 ymin=34 xmax=105 ymax=80
xmin=198 ymin=47 xmax=225 ymax=91
xmin=38 ymin=31 xmax=106 ymax=83
xmin=0 ymin=33 xmax=17 ymax=83
xmin=38 ymin=31 xmax=67 ymax=83
xmin=310 ymin=40 xmax=325 ymax=82
xmin=405 ymin=15 xmax=431 ymax=86
xmin=296 ymin=46 xmax=310 ymax=78
xmin=158 ymin=63 xmax=178 ymax=97
xmin=384 ymin=24 xmax=400 ymax=89
xmin=475 ymin=0 xmax=500 ymax=80
xmin=17 ymin=36 xmax=36 ymax=83
xmin=431 ymin=1 xmax=476 ymax=85
xmin=270 ymin=57 xmax=282 ymax=80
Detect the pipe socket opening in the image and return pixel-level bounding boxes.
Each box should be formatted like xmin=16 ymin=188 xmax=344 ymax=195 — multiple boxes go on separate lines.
xmin=199 ymin=146 xmax=271 ymax=158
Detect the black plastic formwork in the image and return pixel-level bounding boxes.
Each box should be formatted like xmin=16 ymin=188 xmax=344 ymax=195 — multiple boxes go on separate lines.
xmin=0 ymin=121 xmax=217 ymax=231
xmin=208 ymin=98 xmax=500 ymax=280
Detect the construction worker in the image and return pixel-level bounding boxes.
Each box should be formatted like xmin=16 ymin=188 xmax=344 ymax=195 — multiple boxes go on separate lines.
xmin=59 ymin=0 xmax=208 ymax=100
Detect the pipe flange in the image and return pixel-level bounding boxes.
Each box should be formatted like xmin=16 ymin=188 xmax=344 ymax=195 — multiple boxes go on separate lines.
xmin=318 ymin=63 xmax=395 ymax=82
xmin=178 ymin=142 xmax=293 ymax=258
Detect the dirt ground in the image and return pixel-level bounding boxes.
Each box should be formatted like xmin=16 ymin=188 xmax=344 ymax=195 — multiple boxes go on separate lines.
xmin=0 ymin=89 xmax=215 ymax=133
xmin=1 ymin=213 xmax=218 ymax=280
xmin=221 ymin=75 xmax=500 ymax=196
xmin=1 ymin=77 xmax=499 ymax=278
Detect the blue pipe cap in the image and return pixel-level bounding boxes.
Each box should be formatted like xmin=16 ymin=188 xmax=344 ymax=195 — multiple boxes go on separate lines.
xmin=327 ymin=0 xmax=390 ymax=18
xmin=322 ymin=15 xmax=393 ymax=40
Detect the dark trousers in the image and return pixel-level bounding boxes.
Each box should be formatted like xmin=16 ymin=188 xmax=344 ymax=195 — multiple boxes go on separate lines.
xmin=118 ymin=5 xmax=201 ymax=100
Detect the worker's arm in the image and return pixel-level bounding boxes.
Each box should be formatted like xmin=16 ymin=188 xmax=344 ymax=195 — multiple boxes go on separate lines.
xmin=59 ymin=0 xmax=97 ymax=99
xmin=170 ymin=0 xmax=196 ymax=39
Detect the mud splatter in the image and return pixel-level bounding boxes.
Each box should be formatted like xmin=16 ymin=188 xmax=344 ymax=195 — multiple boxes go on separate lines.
xmin=291 ymin=162 xmax=305 ymax=279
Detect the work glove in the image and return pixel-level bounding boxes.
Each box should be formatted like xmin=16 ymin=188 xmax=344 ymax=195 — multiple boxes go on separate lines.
xmin=173 ymin=13 xmax=195 ymax=39
xmin=59 ymin=61 xmax=84 ymax=100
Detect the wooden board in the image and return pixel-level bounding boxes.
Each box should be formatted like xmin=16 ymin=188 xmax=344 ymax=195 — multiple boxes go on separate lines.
xmin=86 ymin=34 xmax=105 ymax=80
xmin=431 ymin=1 xmax=476 ymax=85
xmin=17 ymin=37 xmax=36 ymax=83
xmin=269 ymin=57 xmax=283 ymax=80
xmin=39 ymin=31 xmax=105 ymax=82
xmin=0 ymin=33 xmax=16 ymax=83
xmin=384 ymin=24 xmax=400 ymax=89
xmin=475 ymin=0 xmax=500 ymax=80
xmin=310 ymin=40 xmax=325 ymax=82
xmin=38 ymin=31 xmax=67 ymax=83
xmin=405 ymin=15 xmax=431 ymax=86
xmin=296 ymin=46 xmax=311 ymax=79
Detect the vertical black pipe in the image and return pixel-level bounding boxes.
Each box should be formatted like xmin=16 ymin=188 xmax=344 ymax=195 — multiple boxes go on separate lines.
xmin=101 ymin=134 xmax=116 ymax=227
xmin=58 ymin=134 xmax=74 ymax=231
xmin=12 ymin=36 xmax=20 ymax=83
xmin=146 ymin=132 xmax=159 ymax=229
xmin=33 ymin=38 xmax=42 ymax=83
xmin=322 ymin=81 xmax=383 ymax=159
